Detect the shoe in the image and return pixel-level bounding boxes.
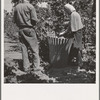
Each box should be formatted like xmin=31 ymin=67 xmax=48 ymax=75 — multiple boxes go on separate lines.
xmin=31 ymin=71 xmax=57 ymax=82
xmin=12 ymin=68 xmax=27 ymax=76
xmin=33 ymin=67 xmax=44 ymax=73
xmin=24 ymin=63 xmax=32 ymax=72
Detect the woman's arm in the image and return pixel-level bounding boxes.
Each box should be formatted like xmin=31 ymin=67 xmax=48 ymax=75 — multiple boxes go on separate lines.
xmin=59 ymin=22 xmax=71 ymax=36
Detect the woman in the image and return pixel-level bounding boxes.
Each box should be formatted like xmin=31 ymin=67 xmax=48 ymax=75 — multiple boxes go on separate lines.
xmin=59 ymin=3 xmax=84 ymax=68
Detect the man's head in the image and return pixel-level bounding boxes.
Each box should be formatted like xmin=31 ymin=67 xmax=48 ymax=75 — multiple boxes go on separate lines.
xmin=12 ymin=0 xmax=30 ymax=3
xmin=64 ymin=3 xmax=76 ymax=14
xmin=12 ymin=0 xmax=23 ymax=3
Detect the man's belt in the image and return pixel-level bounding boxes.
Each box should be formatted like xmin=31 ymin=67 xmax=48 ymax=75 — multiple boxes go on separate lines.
xmin=19 ymin=26 xmax=33 ymax=29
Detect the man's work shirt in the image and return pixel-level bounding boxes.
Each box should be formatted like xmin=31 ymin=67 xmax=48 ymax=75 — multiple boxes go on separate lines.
xmin=71 ymin=11 xmax=83 ymax=32
xmin=14 ymin=3 xmax=38 ymax=28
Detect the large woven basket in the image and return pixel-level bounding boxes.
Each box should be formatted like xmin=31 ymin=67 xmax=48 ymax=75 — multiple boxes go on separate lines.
xmin=47 ymin=36 xmax=74 ymax=67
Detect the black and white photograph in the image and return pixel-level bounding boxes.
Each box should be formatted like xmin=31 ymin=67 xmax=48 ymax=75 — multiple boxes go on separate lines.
xmin=4 ymin=0 xmax=97 ymax=84
xmin=2 ymin=0 xmax=99 ymax=100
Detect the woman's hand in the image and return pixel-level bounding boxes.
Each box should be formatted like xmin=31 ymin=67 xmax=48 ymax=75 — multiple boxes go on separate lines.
xmin=63 ymin=21 xmax=70 ymax=26
xmin=59 ymin=31 xmax=66 ymax=36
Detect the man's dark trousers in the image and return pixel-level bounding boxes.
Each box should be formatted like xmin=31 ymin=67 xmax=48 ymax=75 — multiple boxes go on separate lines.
xmin=19 ymin=27 xmax=40 ymax=71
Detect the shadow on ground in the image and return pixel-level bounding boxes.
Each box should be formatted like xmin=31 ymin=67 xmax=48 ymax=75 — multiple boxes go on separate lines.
xmin=4 ymin=59 xmax=95 ymax=83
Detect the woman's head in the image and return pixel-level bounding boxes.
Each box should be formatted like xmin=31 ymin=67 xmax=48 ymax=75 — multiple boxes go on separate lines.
xmin=64 ymin=3 xmax=76 ymax=14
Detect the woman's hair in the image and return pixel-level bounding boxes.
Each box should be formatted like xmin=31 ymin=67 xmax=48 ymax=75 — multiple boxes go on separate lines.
xmin=64 ymin=3 xmax=76 ymax=13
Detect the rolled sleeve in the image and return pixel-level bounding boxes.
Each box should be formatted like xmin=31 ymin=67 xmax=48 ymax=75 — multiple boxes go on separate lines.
xmin=71 ymin=12 xmax=83 ymax=32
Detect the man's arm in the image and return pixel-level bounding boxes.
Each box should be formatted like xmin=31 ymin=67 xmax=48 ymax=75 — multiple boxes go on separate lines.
xmin=12 ymin=7 xmax=16 ymax=24
xmin=30 ymin=6 xmax=39 ymax=26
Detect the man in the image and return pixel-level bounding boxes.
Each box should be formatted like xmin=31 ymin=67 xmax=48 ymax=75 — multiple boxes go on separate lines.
xmin=13 ymin=0 xmax=42 ymax=72
xmin=59 ymin=3 xmax=84 ymax=68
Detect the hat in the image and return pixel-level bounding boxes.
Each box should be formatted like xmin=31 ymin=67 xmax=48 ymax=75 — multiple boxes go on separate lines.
xmin=64 ymin=3 xmax=76 ymax=13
